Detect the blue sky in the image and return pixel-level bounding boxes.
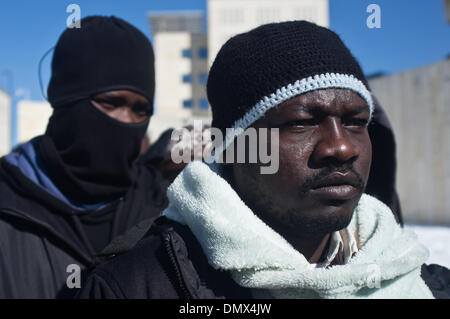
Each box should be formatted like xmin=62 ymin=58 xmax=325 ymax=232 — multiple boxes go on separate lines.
xmin=0 ymin=0 xmax=448 ymax=101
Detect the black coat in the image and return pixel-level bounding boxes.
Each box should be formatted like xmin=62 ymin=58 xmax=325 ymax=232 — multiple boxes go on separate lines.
xmin=77 ymin=217 xmax=251 ymax=299
xmin=78 ymin=217 xmax=450 ymax=299
xmin=0 ymin=153 xmax=168 ymax=299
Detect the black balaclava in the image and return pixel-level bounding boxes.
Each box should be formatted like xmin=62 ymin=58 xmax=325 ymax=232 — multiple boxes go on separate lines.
xmin=41 ymin=16 xmax=155 ymax=204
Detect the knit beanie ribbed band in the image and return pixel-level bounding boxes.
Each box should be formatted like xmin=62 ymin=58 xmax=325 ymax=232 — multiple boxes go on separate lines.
xmin=207 ymin=21 xmax=373 ymax=154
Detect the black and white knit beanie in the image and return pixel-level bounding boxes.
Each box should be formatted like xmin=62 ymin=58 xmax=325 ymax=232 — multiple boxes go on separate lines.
xmin=207 ymin=20 xmax=373 ymax=154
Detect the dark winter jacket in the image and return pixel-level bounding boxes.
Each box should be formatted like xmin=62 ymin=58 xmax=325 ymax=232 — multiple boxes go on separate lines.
xmin=77 ymin=217 xmax=450 ymax=299
xmin=77 ymin=217 xmax=251 ymax=299
xmin=0 ymin=137 xmax=169 ymax=299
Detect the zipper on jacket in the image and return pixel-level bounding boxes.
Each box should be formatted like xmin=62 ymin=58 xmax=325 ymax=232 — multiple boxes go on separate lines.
xmin=163 ymin=232 xmax=193 ymax=299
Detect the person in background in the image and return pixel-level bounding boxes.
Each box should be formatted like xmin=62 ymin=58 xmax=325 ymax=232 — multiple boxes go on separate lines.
xmin=0 ymin=16 xmax=169 ymax=298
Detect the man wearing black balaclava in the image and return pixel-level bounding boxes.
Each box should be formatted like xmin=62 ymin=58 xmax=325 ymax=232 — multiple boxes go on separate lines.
xmin=0 ymin=16 xmax=169 ymax=298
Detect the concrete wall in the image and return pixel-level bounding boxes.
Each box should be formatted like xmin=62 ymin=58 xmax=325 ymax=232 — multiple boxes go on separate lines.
xmin=207 ymin=0 xmax=329 ymax=66
xmin=0 ymin=89 xmax=11 ymax=156
xmin=369 ymin=60 xmax=450 ymax=225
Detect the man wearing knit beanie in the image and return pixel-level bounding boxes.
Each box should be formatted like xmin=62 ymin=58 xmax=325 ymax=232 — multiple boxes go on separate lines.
xmin=0 ymin=16 xmax=170 ymax=298
xmin=79 ymin=21 xmax=449 ymax=299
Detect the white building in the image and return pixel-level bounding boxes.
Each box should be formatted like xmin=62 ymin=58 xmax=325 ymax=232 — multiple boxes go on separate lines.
xmin=148 ymin=11 xmax=210 ymax=141
xmin=147 ymin=2 xmax=329 ymax=140
xmin=207 ymin=0 xmax=329 ymax=66
xmin=16 ymin=100 xmax=52 ymax=144
xmin=0 ymin=89 xmax=11 ymax=156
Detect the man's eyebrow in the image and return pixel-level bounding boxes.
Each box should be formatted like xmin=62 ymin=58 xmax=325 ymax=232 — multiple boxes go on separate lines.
xmin=344 ymin=104 xmax=370 ymax=114
xmin=276 ymin=101 xmax=370 ymax=116
xmin=96 ymin=93 xmax=126 ymax=104
xmin=133 ymin=101 xmax=152 ymax=110
xmin=278 ymin=102 xmax=318 ymax=113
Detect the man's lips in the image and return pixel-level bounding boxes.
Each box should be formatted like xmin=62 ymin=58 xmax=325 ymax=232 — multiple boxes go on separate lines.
xmin=309 ymin=172 xmax=362 ymax=200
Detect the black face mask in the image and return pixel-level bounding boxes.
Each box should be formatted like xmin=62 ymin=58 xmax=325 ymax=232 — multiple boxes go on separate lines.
xmin=40 ymin=99 xmax=149 ymax=204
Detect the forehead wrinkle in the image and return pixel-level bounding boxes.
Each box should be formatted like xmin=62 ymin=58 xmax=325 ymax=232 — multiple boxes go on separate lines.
xmin=297 ymin=89 xmax=367 ymax=112
xmin=273 ymin=89 xmax=340 ymax=114
xmin=303 ymin=88 xmax=360 ymax=106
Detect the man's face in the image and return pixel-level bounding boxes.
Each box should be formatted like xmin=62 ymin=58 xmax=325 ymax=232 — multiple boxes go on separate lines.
xmin=91 ymin=90 xmax=151 ymax=123
xmin=231 ymin=88 xmax=372 ymax=235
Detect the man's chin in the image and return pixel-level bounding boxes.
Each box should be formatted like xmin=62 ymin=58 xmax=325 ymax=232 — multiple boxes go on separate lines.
xmin=283 ymin=200 xmax=357 ymax=235
xmin=298 ymin=217 xmax=352 ymax=235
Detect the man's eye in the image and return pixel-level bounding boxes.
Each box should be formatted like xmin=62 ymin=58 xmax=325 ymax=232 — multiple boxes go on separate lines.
xmin=102 ymin=103 xmax=116 ymax=110
xmin=94 ymin=99 xmax=116 ymax=110
xmin=133 ymin=109 xmax=151 ymax=117
xmin=132 ymin=104 xmax=152 ymax=116
xmin=136 ymin=111 xmax=149 ymax=117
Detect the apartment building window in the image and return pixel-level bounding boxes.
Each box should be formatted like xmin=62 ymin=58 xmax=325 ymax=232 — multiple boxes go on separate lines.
xmin=198 ymin=73 xmax=208 ymax=84
xmin=198 ymin=48 xmax=208 ymax=59
xmin=256 ymin=7 xmax=281 ymax=24
xmin=295 ymin=7 xmax=318 ymax=23
xmin=221 ymin=8 xmax=244 ymax=25
xmin=182 ymin=74 xmax=193 ymax=83
xmin=199 ymin=98 xmax=209 ymax=110
xmin=183 ymin=99 xmax=193 ymax=109
xmin=182 ymin=48 xmax=192 ymax=58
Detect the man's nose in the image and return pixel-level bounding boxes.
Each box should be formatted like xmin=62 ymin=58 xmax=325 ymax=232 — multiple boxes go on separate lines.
xmin=311 ymin=118 xmax=359 ymax=165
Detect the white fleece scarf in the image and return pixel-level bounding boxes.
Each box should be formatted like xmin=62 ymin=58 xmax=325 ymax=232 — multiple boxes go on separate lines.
xmin=163 ymin=161 xmax=434 ymax=299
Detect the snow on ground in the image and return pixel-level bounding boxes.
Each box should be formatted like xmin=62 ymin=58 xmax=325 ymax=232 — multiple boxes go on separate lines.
xmin=404 ymin=224 xmax=450 ymax=269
